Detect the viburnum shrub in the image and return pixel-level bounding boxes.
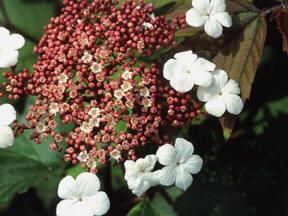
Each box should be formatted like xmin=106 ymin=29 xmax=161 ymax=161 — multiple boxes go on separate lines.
xmin=0 ymin=0 xmax=286 ymax=215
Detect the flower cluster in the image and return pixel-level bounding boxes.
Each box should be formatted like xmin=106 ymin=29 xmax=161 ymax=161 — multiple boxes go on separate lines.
xmin=0 ymin=0 xmax=207 ymax=172
xmin=124 ymin=138 xmax=203 ymax=196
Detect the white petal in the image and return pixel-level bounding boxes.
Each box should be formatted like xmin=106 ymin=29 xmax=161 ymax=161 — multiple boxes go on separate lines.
xmin=182 ymin=155 xmax=203 ymax=174
xmin=210 ymin=0 xmax=226 ymax=13
xmin=76 ymin=172 xmax=100 ymax=197
xmin=174 ymin=50 xmax=197 ymax=63
xmin=170 ymin=74 xmax=194 ymax=93
xmin=58 ymin=176 xmax=77 ymax=199
xmin=197 ymin=84 xmax=219 ymax=102
xmin=9 ymin=34 xmax=25 ymax=50
xmin=56 ymin=200 xmax=79 ymax=216
xmin=213 ymin=12 xmax=232 ymax=28
xmin=130 ymin=177 xmax=150 ymax=196
xmin=222 ymin=79 xmax=240 ymax=95
xmin=192 ymin=0 xmax=210 ymax=12
xmin=143 ymin=154 xmax=158 ymax=172
xmin=192 ymin=71 xmax=213 ymax=87
xmin=147 ymin=170 xmax=161 ymax=187
xmin=186 ymin=8 xmax=207 ymax=27
xmin=84 ymin=192 xmax=110 ymax=216
xmin=175 ymin=138 xmax=194 ymax=162
xmin=175 ymin=166 xmax=193 ymax=191
xmin=163 ymin=59 xmax=178 ymax=80
xmin=124 ymin=160 xmax=136 ymax=180
xmin=205 ymin=96 xmax=226 ymax=117
xmin=212 ymin=69 xmax=228 ymax=90
xmin=193 ymin=57 xmax=216 ymax=72
xmin=159 ymin=165 xmax=177 ymax=186
xmin=223 ymin=94 xmax=243 ymax=115
xmin=0 ymin=126 xmax=14 ymax=148
xmin=204 ymin=19 xmax=223 ymax=38
xmin=0 ymin=27 xmax=10 ymax=38
xmin=0 ymin=104 xmax=16 ymax=126
xmin=0 ymin=49 xmax=19 ymax=68
xmin=156 ymin=144 xmax=177 ymax=166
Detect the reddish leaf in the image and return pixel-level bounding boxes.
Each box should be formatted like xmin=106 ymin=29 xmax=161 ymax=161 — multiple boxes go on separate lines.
xmin=274 ymin=9 xmax=288 ymax=54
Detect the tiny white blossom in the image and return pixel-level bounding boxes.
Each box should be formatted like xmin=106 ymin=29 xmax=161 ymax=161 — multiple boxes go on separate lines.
xmin=77 ymin=150 xmax=89 ymax=163
xmin=139 ymin=87 xmax=150 ymax=98
xmin=122 ymin=70 xmax=132 ymax=80
xmin=124 ymin=155 xmax=160 ymax=196
xmin=58 ymin=73 xmax=68 ymax=84
xmin=142 ymin=22 xmax=154 ymax=30
xmin=0 ymin=27 xmax=25 ymax=68
xmin=121 ymin=81 xmax=133 ymax=92
xmin=114 ymin=89 xmax=125 ymax=100
xmin=88 ymin=108 xmax=101 ymax=117
xmin=82 ymin=51 xmax=93 ymax=63
xmin=141 ymin=98 xmax=152 ymax=108
xmin=89 ymin=117 xmax=101 ymax=128
xmin=197 ymin=69 xmax=244 ymax=117
xmin=0 ymin=104 xmax=16 ymax=148
xmin=156 ymin=138 xmax=203 ymax=191
xmin=36 ymin=122 xmax=46 ymax=133
xmin=90 ymin=62 xmax=103 ymax=74
xmin=49 ymin=102 xmax=59 ymax=115
xmin=80 ymin=121 xmax=93 ymax=133
xmin=110 ymin=149 xmax=122 ymax=162
xmin=56 ymin=172 xmax=110 ymax=216
xmin=186 ymin=0 xmax=232 ymax=38
xmin=163 ymin=50 xmax=215 ymax=93
xmin=87 ymin=159 xmax=97 ymax=169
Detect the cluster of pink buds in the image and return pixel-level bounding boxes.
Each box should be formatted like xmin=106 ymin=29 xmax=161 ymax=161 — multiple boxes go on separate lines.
xmin=0 ymin=0 xmax=206 ymax=172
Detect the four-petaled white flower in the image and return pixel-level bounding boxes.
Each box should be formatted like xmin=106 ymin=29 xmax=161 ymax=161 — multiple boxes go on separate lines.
xmin=0 ymin=27 xmax=25 ymax=68
xmin=156 ymin=138 xmax=203 ymax=191
xmin=0 ymin=104 xmax=16 ymax=148
xmin=197 ymin=69 xmax=243 ymax=117
xmin=124 ymin=155 xmax=160 ymax=196
xmin=57 ymin=172 xmax=110 ymax=216
xmin=186 ymin=0 xmax=232 ymax=38
xmin=163 ymin=50 xmax=215 ymax=93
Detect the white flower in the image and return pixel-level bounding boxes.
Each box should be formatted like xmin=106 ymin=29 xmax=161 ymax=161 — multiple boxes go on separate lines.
xmin=88 ymin=108 xmax=101 ymax=117
xmin=186 ymin=0 xmax=232 ymax=38
xmin=121 ymin=81 xmax=133 ymax=92
xmin=139 ymin=87 xmax=150 ymax=98
xmin=124 ymin=155 xmax=160 ymax=196
xmin=56 ymin=172 xmax=110 ymax=216
xmin=0 ymin=27 xmax=25 ymax=68
xmin=58 ymin=73 xmax=68 ymax=84
xmin=77 ymin=150 xmax=89 ymax=163
xmin=49 ymin=102 xmax=59 ymax=115
xmin=114 ymin=89 xmax=124 ymax=99
xmin=142 ymin=22 xmax=154 ymax=30
xmin=110 ymin=149 xmax=122 ymax=162
xmin=0 ymin=104 xmax=16 ymax=148
xmin=82 ymin=51 xmax=93 ymax=63
xmin=90 ymin=62 xmax=103 ymax=74
xmin=197 ymin=69 xmax=243 ymax=117
xmin=80 ymin=121 xmax=93 ymax=133
xmin=156 ymin=138 xmax=203 ymax=191
xmin=163 ymin=50 xmax=215 ymax=93
xmin=122 ymin=70 xmax=132 ymax=80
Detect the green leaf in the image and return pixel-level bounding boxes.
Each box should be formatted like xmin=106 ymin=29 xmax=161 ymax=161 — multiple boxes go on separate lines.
xmin=0 ymin=132 xmax=64 ymax=204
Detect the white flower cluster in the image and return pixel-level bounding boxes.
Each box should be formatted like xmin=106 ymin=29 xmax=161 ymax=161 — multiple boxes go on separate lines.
xmin=124 ymin=138 xmax=203 ymax=196
xmin=164 ymin=0 xmax=243 ymax=118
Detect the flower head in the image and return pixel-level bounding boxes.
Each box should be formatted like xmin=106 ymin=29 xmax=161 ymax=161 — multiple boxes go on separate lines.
xmin=0 ymin=27 xmax=25 ymax=68
xmin=0 ymin=104 xmax=16 ymax=148
xmin=56 ymin=172 xmax=110 ymax=216
xmin=124 ymin=155 xmax=160 ymax=196
xmin=156 ymin=138 xmax=203 ymax=191
xmin=186 ymin=0 xmax=232 ymax=38
xmin=197 ymin=69 xmax=244 ymax=117
xmin=163 ymin=50 xmax=215 ymax=93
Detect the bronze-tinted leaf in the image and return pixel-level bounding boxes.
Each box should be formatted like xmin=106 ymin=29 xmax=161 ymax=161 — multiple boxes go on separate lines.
xmin=274 ymin=9 xmax=288 ymax=54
